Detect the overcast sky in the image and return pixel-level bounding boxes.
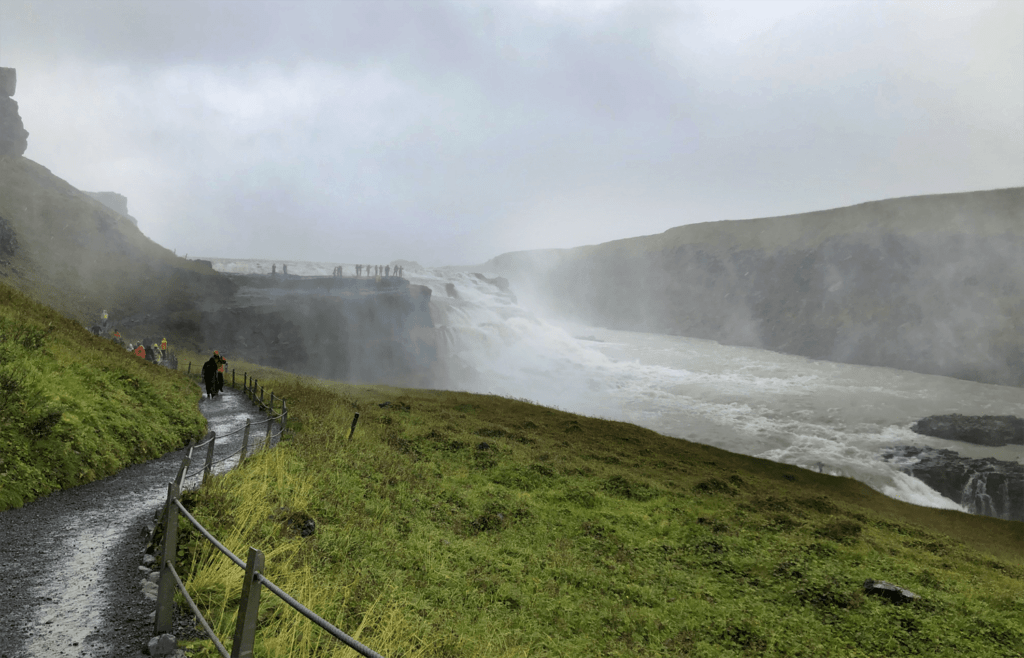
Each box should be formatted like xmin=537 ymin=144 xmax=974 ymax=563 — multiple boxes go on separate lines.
xmin=3 ymin=1 xmax=1022 ymax=265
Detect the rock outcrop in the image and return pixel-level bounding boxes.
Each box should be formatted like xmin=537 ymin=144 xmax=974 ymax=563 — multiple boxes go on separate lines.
xmin=911 ymin=414 xmax=1024 ymax=447
xmin=199 ymin=274 xmax=439 ymax=387
xmin=863 ymin=580 xmax=919 ymax=604
xmin=0 ymin=68 xmax=29 ymax=158
xmin=883 ymin=445 xmax=1024 ymax=522
xmin=85 ymin=191 xmax=139 ymax=226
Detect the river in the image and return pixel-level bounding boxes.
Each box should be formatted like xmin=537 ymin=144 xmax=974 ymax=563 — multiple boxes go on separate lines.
xmin=205 ymin=258 xmax=1024 ymax=512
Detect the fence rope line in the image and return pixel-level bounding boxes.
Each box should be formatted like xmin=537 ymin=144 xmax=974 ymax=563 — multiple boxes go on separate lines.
xmin=174 ymin=498 xmax=247 ymax=569
xmin=192 ymin=412 xmax=284 ymax=447
xmin=168 ymin=488 xmax=387 ymax=658
xmin=181 ymin=425 xmax=284 ymax=478
xmin=168 ymin=562 xmax=231 ymax=658
xmin=255 ymin=573 xmax=386 ymax=658
xmin=161 ymin=372 xmax=378 ymax=654
xmin=159 ymin=370 xmax=379 ymax=657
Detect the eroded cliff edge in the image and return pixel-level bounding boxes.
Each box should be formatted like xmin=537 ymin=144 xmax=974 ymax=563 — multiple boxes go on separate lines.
xmin=485 ymin=188 xmax=1024 ymax=386
xmin=199 ymin=275 xmax=439 ymax=387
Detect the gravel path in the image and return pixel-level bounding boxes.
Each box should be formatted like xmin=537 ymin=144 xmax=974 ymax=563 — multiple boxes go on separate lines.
xmin=0 ymin=387 xmax=277 ymax=658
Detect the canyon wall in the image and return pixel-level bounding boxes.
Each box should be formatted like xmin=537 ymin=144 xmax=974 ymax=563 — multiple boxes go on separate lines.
xmin=485 ymin=188 xmax=1024 ymax=386
xmin=199 ymin=275 xmax=439 ymax=387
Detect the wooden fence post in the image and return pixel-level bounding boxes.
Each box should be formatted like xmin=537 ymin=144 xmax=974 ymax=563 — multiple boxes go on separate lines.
xmin=175 ymin=447 xmax=193 ymax=488
xmin=239 ymin=418 xmax=251 ymax=463
xmin=282 ymin=399 xmax=288 ymax=433
xmin=203 ymin=432 xmax=217 ymax=485
xmin=154 ymin=481 xmax=180 ymax=634
xmin=187 ymin=361 xmax=191 ymax=375
xmin=270 ymin=392 xmax=275 ymax=415
xmin=231 ymin=547 xmax=265 ymax=658
xmin=259 ymin=386 xmax=265 ymax=410
xmin=348 ymin=413 xmax=360 ymax=440
xmin=232 ymin=369 xmax=236 ymax=389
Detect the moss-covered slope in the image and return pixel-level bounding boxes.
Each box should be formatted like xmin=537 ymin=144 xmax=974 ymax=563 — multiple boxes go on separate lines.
xmin=177 ymin=362 xmax=1023 ymax=658
xmin=0 ymin=281 xmax=206 ymax=510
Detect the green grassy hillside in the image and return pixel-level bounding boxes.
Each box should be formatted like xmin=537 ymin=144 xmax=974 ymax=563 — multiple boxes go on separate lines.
xmin=0 ymin=281 xmax=206 ymax=510
xmin=0 ymin=155 xmax=235 ymax=350
xmin=177 ymin=362 xmax=1023 ymax=658
xmin=484 ymin=188 xmax=1024 ymax=387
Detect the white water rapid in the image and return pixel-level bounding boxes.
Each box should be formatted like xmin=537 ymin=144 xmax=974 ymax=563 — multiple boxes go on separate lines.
xmin=205 ymin=258 xmax=1024 ymax=512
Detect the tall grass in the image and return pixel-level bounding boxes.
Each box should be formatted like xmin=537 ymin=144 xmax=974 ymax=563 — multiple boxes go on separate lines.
xmin=178 ymin=362 xmax=1023 ymax=657
xmin=0 ymin=282 xmax=205 ymax=509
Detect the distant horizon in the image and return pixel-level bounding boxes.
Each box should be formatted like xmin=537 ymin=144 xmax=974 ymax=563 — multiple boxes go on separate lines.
xmin=190 ymin=183 xmax=1023 ymax=267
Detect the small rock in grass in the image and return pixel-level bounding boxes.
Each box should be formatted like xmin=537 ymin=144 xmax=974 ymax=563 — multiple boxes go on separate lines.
xmin=863 ymin=579 xmax=919 ymax=604
xmin=146 ymin=633 xmax=177 ymax=656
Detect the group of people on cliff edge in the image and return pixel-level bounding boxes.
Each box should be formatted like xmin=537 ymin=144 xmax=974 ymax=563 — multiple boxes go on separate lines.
xmin=332 ymin=264 xmax=404 ymax=278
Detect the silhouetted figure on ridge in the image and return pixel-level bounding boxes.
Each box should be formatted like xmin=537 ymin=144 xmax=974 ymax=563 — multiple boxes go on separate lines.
xmin=385 ymin=265 xmax=390 ymax=277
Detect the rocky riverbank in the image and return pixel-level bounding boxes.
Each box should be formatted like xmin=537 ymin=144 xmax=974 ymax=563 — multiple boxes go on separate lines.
xmin=883 ymin=445 xmax=1024 ymax=523
xmin=911 ymin=414 xmax=1024 ymax=447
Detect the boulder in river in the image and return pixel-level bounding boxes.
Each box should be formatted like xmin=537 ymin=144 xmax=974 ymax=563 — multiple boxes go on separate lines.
xmin=911 ymin=414 xmax=1024 ymax=447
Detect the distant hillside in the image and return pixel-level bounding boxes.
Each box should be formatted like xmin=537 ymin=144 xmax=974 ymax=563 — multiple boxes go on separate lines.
xmin=0 ymin=156 xmax=235 ymax=348
xmin=484 ymin=188 xmax=1024 ymax=386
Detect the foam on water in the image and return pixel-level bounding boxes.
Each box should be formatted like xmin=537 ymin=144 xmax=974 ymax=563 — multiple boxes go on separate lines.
xmin=205 ymin=259 xmax=1024 ymax=512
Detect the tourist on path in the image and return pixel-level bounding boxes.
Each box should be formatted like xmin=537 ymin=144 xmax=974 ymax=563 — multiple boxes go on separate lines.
xmin=202 ymin=354 xmax=219 ymax=398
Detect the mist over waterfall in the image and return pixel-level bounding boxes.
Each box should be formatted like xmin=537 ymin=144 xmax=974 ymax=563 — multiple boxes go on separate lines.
xmin=204 ymin=259 xmax=1024 ymax=515
xmin=409 ymin=268 xmax=1024 ymax=515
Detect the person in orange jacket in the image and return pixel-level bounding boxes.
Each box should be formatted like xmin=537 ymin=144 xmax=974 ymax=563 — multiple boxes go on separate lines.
xmin=133 ymin=343 xmax=146 ymax=358
xmin=214 ymin=351 xmax=227 ymax=393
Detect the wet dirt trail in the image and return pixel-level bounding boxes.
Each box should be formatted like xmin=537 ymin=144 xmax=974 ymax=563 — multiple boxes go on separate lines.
xmin=0 ymin=387 xmax=278 ymax=658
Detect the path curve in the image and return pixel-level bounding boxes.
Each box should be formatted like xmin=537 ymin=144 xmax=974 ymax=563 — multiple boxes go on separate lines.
xmin=0 ymin=387 xmax=276 ymax=658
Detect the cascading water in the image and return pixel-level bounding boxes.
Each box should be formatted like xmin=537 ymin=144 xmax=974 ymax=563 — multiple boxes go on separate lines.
xmin=962 ymin=472 xmax=995 ymax=517
xmin=408 ymin=268 xmax=1024 ymax=514
xmin=204 ymin=258 xmax=1024 ymax=515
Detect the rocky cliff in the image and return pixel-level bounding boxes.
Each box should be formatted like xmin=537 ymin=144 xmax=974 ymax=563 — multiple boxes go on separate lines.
xmin=0 ymin=68 xmax=29 ymax=159
xmin=84 ymin=191 xmax=138 ymax=226
xmin=199 ymin=274 xmax=439 ymax=387
xmin=484 ymin=189 xmax=1024 ymax=386
xmin=884 ymin=446 xmax=1024 ymax=523
xmin=0 ymin=67 xmax=439 ymax=386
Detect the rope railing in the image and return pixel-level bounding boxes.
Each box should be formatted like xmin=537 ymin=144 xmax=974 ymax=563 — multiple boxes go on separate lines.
xmin=168 ymin=562 xmax=231 ymax=658
xmin=158 ymin=477 xmax=386 ymax=657
xmin=155 ymin=373 xmax=384 ymax=657
xmin=254 ymin=573 xmax=386 ymax=658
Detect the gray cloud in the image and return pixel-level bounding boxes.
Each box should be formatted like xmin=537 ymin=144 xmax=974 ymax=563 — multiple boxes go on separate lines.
xmin=3 ymin=0 xmax=1021 ymax=265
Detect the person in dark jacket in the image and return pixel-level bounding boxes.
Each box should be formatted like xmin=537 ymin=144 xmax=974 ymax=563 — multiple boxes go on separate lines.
xmin=201 ymin=354 xmax=219 ymax=398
